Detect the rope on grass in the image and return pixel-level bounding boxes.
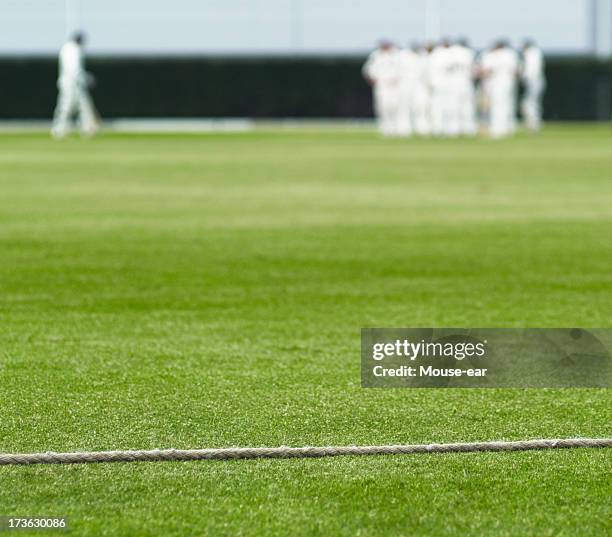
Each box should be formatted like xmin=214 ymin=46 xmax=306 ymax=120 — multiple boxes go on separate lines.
xmin=1 ymin=438 xmax=611 ymax=466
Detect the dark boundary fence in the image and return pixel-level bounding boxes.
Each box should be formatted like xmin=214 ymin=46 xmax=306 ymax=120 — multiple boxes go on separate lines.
xmin=0 ymin=56 xmax=610 ymax=120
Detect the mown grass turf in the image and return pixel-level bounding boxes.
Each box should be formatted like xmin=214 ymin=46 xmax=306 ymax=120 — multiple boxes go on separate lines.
xmin=0 ymin=125 xmax=611 ymax=536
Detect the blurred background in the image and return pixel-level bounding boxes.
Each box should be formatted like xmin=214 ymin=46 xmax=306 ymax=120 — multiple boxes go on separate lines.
xmin=1 ymin=0 xmax=611 ymax=121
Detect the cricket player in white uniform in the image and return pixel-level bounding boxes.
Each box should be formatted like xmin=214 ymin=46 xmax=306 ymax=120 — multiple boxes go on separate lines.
xmin=397 ymin=45 xmax=422 ymax=137
xmin=51 ymin=32 xmax=99 ymax=139
xmin=411 ymin=43 xmax=433 ymax=136
xmin=429 ymin=40 xmax=456 ymax=136
xmin=521 ymin=40 xmax=546 ymax=132
xmin=475 ymin=49 xmax=491 ymax=132
xmin=480 ymin=40 xmax=519 ymax=138
xmin=450 ymin=39 xmax=477 ymax=136
xmin=363 ymin=41 xmax=404 ymax=137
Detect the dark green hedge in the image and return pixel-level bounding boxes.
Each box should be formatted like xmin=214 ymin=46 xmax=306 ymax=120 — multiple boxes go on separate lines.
xmin=0 ymin=56 xmax=610 ymax=120
xmin=545 ymin=57 xmax=611 ymax=120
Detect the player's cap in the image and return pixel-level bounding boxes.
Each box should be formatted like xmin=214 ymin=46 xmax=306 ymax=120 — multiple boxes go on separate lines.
xmin=494 ymin=38 xmax=510 ymax=49
xmin=377 ymin=38 xmax=395 ymax=48
xmin=72 ymin=31 xmax=86 ymax=45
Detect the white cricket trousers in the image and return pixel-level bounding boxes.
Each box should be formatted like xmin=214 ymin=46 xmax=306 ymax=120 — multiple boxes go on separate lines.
xmin=411 ymin=85 xmax=432 ymax=136
xmin=396 ymin=85 xmax=414 ymax=137
xmin=457 ymin=88 xmax=477 ymax=136
xmin=52 ymin=81 xmax=98 ymax=138
xmin=374 ymin=85 xmax=402 ymax=137
xmin=489 ymin=87 xmax=516 ymax=138
xmin=432 ymin=89 xmax=459 ymax=137
xmin=521 ymin=78 xmax=545 ymax=131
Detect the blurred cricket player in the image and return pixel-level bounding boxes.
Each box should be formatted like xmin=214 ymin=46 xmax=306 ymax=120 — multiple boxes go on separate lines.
xmin=411 ymin=43 xmax=433 ymax=136
xmin=397 ymin=44 xmax=422 ymax=137
xmin=451 ymin=38 xmax=477 ymax=136
xmin=362 ymin=40 xmax=404 ymax=137
xmin=521 ymin=39 xmax=546 ymax=132
xmin=481 ymin=40 xmax=519 ymax=138
xmin=51 ymin=32 xmax=99 ymax=139
xmin=430 ymin=39 xmax=456 ymax=136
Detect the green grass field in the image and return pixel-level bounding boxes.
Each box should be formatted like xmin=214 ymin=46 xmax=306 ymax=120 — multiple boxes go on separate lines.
xmin=1 ymin=125 xmax=611 ymax=536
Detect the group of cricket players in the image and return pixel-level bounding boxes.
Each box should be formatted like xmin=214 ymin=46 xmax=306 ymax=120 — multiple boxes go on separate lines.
xmin=51 ymin=32 xmax=545 ymax=139
xmin=362 ymin=38 xmax=545 ymax=138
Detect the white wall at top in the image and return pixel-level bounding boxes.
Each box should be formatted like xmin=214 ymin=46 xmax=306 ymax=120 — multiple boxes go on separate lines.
xmin=0 ymin=0 xmax=598 ymax=55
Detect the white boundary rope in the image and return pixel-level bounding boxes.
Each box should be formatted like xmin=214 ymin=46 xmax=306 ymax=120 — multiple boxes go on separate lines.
xmin=1 ymin=438 xmax=610 ymax=466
